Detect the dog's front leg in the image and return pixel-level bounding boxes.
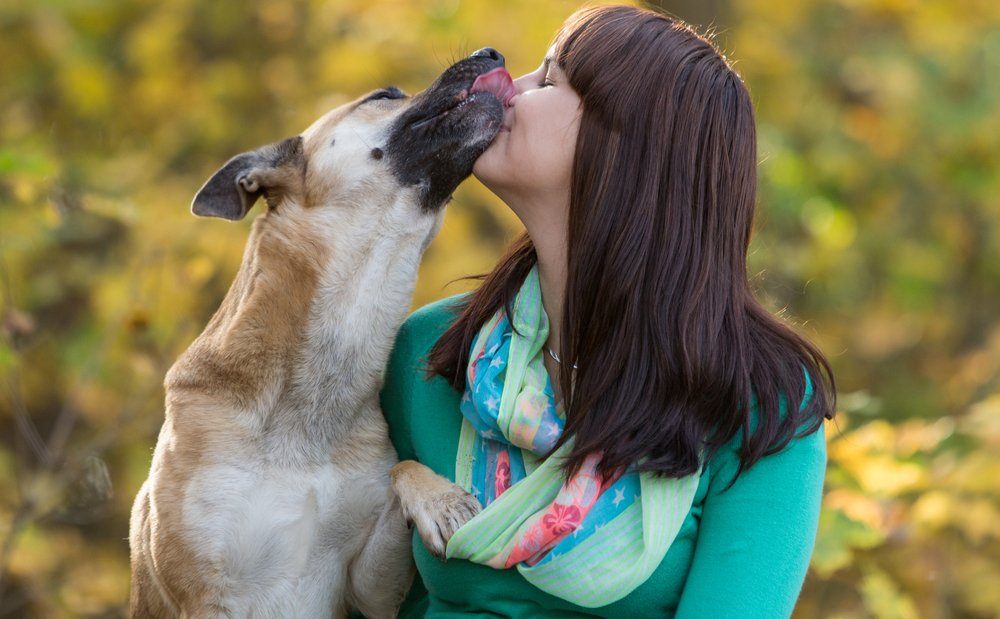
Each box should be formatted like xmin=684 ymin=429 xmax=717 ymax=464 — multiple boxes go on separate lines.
xmin=130 ymin=481 xmax=172 ymax=618
xmin=389 ymin=461 xmax=481 ymax=559
xmin=345 ymin=488 xmax=415 ymax=619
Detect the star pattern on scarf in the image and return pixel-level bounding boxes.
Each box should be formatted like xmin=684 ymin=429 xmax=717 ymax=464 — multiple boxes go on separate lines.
xmin=451 ymin=267 xmax=699 ymax=605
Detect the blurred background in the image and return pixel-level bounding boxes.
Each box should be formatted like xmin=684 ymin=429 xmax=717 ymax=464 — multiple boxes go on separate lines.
xmin=1 ymin=0 xmax=998 ymax=616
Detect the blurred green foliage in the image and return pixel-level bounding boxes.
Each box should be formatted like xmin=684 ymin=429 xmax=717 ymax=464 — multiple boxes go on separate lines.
xmin=0 ymin=0 xmax=997 ymax=617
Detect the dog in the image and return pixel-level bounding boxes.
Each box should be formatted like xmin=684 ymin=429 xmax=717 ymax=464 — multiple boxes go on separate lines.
xmin=129 ymin=48 xmax=514 ymax=618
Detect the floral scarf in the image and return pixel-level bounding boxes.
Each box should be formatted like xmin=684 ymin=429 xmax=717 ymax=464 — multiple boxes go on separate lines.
xmin=445 ymin=265 xmax=702 ymax=607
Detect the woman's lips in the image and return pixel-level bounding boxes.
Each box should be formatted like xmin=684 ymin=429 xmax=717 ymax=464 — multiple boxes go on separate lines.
xmin=500 ymin=100 xmax=515 ymax=132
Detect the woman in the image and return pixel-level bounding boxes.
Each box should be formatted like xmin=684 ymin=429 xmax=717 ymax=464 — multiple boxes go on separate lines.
xmin=381 ymin=4 xmax=835 ymax=617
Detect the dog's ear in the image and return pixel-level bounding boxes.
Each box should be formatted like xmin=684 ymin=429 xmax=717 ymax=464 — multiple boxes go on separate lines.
xmin=191 ymin=136 xmax=305 ymax=220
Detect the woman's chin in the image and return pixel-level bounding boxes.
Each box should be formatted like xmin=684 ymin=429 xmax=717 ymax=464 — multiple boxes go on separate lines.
xmin=475 ymin=129 xmax=521 ymax=194
xmin=472 ymin=147 xmax=500 ymax=184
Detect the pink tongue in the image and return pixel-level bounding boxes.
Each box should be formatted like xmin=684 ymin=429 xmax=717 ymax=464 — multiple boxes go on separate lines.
xmin=470 ymin=68 xmax=516 ymax=107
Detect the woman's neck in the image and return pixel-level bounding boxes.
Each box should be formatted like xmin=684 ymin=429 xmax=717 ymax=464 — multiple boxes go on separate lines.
xmin=493 ymin=186 xmax=570 ymax=355
xmin=494 ymin=187 xmax=570 ymax=403
xmin=535 ymin=240 xmax=567 ymax=353
xmin=535 ymin=239 xmax=568 ymax=405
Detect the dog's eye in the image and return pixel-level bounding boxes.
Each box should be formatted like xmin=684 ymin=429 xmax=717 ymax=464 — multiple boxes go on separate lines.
xmin=364 ymin=87 xmax=407 ymax=103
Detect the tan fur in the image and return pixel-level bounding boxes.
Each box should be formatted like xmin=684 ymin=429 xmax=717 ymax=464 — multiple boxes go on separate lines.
xmin=390 ymin=461 xmax=481 ymax=558
xmin=130 ymin=93 xmax=480 ymax=618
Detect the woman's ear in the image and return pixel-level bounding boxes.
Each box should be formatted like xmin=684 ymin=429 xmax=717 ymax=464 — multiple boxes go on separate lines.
xmin=191 ymin=136 xmax=304 ymax=221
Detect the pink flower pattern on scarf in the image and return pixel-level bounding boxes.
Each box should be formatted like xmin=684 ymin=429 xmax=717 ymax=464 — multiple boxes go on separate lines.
xmin=503 ymin=453 xmax=614 ymax=567
xmin=494 ymin=451 xmax=512 ymax=498
xmin=543 ymin=504 xmax=582 ymax=535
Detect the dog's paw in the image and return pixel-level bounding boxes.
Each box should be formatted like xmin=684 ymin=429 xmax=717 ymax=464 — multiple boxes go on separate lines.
xmin=408 ymin=483 xmax=480 ymax=559
xmin=390 ymin=461 xmax=481 ymax=559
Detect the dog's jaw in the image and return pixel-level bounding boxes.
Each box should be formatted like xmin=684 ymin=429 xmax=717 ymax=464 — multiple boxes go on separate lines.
xmin=383 ymin=54 xmax=508 ymax=211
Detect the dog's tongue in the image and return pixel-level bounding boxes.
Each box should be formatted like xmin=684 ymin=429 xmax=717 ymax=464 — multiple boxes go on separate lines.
xmin=470 ymin=68 xmax=516 ymax=108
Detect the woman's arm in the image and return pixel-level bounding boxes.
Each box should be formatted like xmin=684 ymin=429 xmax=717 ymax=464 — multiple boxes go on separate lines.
xmin=674 ymin=422 xmax=828 ymax=618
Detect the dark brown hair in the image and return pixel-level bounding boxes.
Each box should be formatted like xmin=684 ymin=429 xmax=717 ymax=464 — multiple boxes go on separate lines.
xmin=428 ymin=5 xmax=835 ymax=487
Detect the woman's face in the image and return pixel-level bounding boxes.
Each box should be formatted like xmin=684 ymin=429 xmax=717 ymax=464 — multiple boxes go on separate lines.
xmin=472 ymin=48 xmax=582 ymax=205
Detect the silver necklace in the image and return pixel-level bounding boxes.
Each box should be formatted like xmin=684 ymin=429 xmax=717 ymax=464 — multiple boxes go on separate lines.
xmin=545 ymin=346 xmax=579 ymax=369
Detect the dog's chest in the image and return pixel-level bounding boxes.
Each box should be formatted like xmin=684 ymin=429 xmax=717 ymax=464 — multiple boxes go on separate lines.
xmin=181 ymin=461 xmax=383 ymax=601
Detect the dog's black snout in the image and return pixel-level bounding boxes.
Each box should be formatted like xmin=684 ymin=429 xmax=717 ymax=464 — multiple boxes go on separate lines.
xmin=470 ymin=47 xmax=504 ymax=66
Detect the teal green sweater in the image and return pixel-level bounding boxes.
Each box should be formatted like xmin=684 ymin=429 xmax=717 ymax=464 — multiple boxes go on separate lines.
xmin=379 ymin=294 xmax=827 ymax=618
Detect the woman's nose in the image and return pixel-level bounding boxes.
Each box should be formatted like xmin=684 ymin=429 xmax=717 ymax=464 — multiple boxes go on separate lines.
xmin=512 ymin=74 xmax=532 ymax=96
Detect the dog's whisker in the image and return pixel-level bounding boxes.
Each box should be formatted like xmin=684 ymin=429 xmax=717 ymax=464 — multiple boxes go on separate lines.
xmin=351 ymin=127 xmax=375 ymax=150
xmin=430 ymin=45 xmax=452 ymax=71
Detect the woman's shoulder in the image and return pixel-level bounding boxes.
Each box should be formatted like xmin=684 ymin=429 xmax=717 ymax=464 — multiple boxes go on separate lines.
xmin=708 ymin=372 xmax=827 ymax=492
xmin=733 ymin=367 xmax=820 ymax=442
xmin=396 ymin=292 xmax=470 ymax=353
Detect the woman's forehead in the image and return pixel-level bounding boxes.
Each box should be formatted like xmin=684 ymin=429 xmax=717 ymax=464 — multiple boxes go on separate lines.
xmin=541 ymin=45 xmax=565 ymax=74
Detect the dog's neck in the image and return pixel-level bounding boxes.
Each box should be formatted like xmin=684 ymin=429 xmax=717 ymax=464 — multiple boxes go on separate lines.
xmin=167 ymin=196 xmax=439 ymax=460
xmin=294 ymin=202 xmax=431 ymax=418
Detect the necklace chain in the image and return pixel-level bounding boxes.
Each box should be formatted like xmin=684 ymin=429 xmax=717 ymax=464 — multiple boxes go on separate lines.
xmin=546 ymin=346 xmax=579 ymax=369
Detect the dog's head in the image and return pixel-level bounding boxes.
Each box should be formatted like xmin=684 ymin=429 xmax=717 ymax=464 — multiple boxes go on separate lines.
xmin=191 ymin=48 xmax=515 ymax=223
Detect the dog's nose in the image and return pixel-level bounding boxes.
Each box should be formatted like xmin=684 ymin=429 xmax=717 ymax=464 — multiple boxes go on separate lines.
xmin=470 ymin=47 xmax=505 ymax=65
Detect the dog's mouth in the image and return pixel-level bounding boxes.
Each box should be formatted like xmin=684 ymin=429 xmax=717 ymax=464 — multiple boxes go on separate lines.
xmin=409 ymin=68 xmax=515 ymax=132
xmin=384 ymin=50 xmax=512 ymax=211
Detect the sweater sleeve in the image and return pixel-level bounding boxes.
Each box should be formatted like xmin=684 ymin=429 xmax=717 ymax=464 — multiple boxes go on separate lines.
xmin=674 ymin=419 xmax=828 ymax=618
